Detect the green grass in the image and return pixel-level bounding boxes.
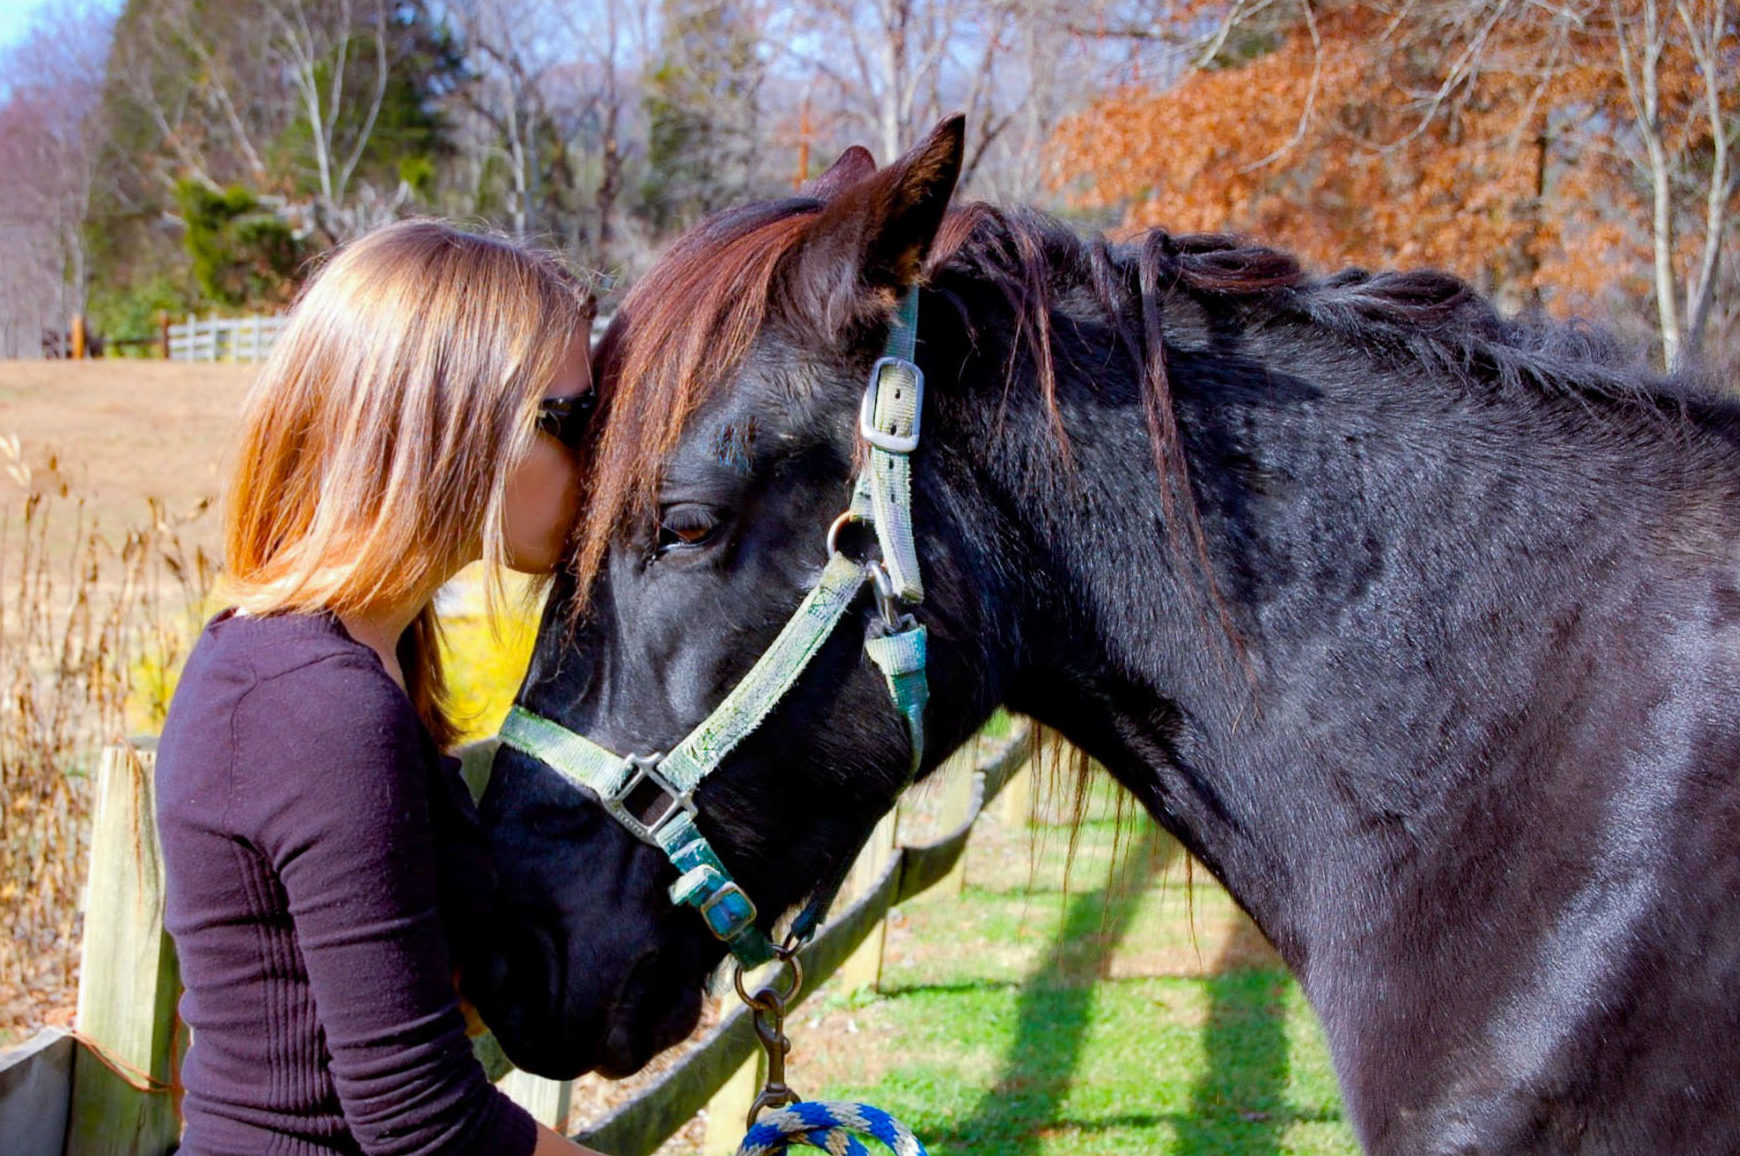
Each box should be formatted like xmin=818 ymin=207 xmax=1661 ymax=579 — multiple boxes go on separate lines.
xmin=794 ymin=805 xmax=1359 ymax=1156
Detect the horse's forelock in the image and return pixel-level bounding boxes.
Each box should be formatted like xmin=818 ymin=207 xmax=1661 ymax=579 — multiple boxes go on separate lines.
xmin=570 ymin=204 xmax=824 ymax=608
xmin=565 ymin=192 xmax=1000 ymax=615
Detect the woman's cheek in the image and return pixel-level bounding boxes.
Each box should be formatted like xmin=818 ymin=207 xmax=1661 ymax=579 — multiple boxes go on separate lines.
xmin=506 ymin=444 xmax=581 ymax=572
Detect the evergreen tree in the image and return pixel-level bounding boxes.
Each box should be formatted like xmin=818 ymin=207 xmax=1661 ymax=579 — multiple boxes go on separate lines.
xmin=175 ymin=180 xmax=306 ymax=307
xmin=641 ymin=0 xmax=762 ymax=232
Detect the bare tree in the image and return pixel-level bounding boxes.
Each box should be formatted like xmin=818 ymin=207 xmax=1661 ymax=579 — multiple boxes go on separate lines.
xmin=553 ymin=0 xmax=660 ymax=269
xmin=0 ymin=7 xmax=113 ymax=357
xmin=774 ymin=0 xmax=980 ymax=163
xmin=268 ymin=0 xmax=398 ymax=238
xmin=450 ymin=0 xmax=574 ymax=238
xmin=769 ymin=0 xmax=1172 ymax=199
xmin=1663 ymin=0 xmax=1736 ymax=365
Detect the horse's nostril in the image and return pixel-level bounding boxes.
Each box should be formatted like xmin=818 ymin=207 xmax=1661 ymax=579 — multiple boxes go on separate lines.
xmin=594 ymin=945 xmax=707 ymax=1077
xmin=652 ymin=982 xmax=704 ymax=1054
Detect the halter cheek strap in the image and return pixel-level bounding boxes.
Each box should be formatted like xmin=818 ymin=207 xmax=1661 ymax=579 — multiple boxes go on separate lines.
xmin=855 ymin=291 xmax=924 ymax=603
xmin=498 ymin=290 xmax=929 ymax=967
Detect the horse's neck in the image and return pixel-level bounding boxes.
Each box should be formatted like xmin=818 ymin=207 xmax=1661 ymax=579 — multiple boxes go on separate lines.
xmin=966 ymin=314 xmax=1729 ymax=969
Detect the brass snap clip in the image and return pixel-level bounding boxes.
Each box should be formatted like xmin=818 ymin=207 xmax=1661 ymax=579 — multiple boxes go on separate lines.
xmin=734 ymin=945 xmax=806 ymax=1128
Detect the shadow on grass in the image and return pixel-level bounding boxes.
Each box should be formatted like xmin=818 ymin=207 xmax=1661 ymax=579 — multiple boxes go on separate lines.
xmin=1175 ymin=916 xmax=1291 ymax=1156
xmin=930 ymin=822 xmax=1171 ymax=1153
xmin=922 ymin=831 xmax=1326 ymax=1154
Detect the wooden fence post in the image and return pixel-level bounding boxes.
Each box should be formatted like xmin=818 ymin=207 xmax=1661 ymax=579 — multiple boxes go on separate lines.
xmin=70 ymin=314 xmax=87 ymax=360
xmin=156 ymin=312 xmax=170 ymax=360
xmin=995 ymin=758 xmax=1034 ymax=829
xmin=700 ymin=1046 xmax=763 ymax=1155
xmin=835 ymin=806 xmax=900 ymax=993
xmin=938 ymin=748 xmax=978 ymax=894
xmin=498 ymin=1068 xmax=571 ymax=1130
xmin=65 ymin=744 xmax=181 ymax=1156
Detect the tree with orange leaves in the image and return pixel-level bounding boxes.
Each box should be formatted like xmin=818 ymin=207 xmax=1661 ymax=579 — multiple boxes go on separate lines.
xmin=1051 ymin=0 xmax=1738 ymax=373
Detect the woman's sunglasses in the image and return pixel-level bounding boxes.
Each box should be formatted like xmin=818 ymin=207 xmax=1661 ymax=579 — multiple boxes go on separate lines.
xmin=536 ymin=393 xmax=597 ymax=451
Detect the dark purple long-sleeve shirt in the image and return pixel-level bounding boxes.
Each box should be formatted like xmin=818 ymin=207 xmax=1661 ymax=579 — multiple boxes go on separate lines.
xmin=155 ymin=608 xmax=538 ymax=1156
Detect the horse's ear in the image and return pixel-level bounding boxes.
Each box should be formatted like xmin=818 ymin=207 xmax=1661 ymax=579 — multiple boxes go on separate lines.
xmin=786 ymin=115 xmax=964 ymax=330
xmin=801 ymin=146 xmax=877 ymax=200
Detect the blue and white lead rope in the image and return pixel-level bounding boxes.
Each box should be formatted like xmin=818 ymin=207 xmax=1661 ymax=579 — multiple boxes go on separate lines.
xmin=736 ymin=1101 xmax=928 ymax=1156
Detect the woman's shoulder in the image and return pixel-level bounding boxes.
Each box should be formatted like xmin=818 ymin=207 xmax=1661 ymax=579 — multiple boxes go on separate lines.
xmin=161 ymin=610 xmax=436 ymax=848
xmin=162 ymin=610 xmax=422 ymax=782
xmin=168 ymin=609 xmax=398 ymax=720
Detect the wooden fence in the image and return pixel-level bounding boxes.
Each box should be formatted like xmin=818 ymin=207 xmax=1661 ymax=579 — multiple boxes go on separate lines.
xmin=166 ymin=313 xmax=287 ymax=362
xmin=0 ymin=723 xmax=1035 ymax=1156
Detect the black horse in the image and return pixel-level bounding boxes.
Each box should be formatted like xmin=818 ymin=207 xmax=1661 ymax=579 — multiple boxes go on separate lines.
xmin=468 ymin=117 xmax=1740 ymax=1153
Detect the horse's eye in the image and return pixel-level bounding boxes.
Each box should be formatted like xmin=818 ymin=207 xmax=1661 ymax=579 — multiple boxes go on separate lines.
xmin=655 ymin=504 xmax=720 ymax=554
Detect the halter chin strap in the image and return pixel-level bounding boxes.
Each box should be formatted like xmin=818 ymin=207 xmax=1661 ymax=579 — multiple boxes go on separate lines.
xmin=498 ymin=290 xmax=929 ymax=967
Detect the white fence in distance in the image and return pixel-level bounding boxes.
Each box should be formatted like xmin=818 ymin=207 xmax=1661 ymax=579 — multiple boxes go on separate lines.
xmin=167 ymin=314 xmax=287 ymax=363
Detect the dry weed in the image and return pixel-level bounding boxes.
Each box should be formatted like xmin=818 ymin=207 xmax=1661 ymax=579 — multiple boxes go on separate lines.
xmin=1 ymin=434 xmax=213 ymax=1043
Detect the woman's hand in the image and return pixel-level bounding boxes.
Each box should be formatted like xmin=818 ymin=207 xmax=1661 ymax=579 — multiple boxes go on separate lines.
xmin=535 ymin=1123 xmax=606 ymax=1156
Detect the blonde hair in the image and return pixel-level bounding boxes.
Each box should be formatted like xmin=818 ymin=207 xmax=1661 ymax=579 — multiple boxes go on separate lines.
xmin=222 ymin=219 xmax=593 ymax=747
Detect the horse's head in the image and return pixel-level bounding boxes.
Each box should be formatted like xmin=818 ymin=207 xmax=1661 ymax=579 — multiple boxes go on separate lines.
xmin=470 ymin=118 xmax=1019 ymax=1078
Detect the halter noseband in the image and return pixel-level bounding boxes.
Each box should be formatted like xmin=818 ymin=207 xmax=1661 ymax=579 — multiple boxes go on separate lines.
xmin=498 ymin=290 xmax=930 ymax=966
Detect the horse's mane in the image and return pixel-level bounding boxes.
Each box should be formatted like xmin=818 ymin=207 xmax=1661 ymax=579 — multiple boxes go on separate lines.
xmin=939 ymin=203 xmax=1684 ymax=407
xmin=574 ymin=195 xmax=1701 ymax=600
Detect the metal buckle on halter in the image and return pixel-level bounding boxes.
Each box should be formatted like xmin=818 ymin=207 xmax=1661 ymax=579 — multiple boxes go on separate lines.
xmin=859 ymin=357 xmax=924 ymax=454
xmin=697 ymin=878 xmax=759 ymax=941
xmin=603 ymin=753 xmax=696 ymax=846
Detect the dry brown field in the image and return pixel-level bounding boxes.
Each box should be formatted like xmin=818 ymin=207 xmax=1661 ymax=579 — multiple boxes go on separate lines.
xmin=1 ymin=359 xmax=255 ymax=558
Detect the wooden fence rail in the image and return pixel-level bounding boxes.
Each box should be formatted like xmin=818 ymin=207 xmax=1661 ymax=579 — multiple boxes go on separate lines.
xmin=0 ymin=723 xmax=1034 ymax=1156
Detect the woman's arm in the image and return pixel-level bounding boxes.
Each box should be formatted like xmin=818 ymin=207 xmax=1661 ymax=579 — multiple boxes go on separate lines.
xmin=245 ymin=655 xmax=539 ymax=1156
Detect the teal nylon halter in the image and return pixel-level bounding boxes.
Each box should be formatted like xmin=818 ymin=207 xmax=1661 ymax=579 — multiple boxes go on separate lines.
xmin=499 ymin=291 xmax=929 ymax=967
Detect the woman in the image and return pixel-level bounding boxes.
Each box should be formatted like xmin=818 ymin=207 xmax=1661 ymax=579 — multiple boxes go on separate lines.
xmin=156 ymin=220 xmax=605 ymax=1156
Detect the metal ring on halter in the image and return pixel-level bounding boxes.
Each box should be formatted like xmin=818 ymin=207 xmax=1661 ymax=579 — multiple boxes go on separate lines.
xmin=826 ymin=510 xmax=871 ymax=559
xmin=733 ymin=948 xmax=804 ymax=1010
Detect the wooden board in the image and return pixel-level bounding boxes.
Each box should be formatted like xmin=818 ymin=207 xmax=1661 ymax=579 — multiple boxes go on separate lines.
xmin=0 ymin=1028 xmax=74 ymax=1156
xmin=65 ymin=745 xmax=181 ymax=1156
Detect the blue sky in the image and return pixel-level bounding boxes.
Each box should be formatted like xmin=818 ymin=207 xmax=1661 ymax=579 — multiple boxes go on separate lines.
xmin=0 ymin=0 xmax=114 ymax=99
xmin=0 ymin=0 xmax=114 ymax=56
xmin=0 ymin=0 xmax=54 ymax=53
